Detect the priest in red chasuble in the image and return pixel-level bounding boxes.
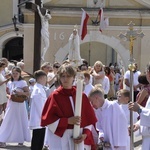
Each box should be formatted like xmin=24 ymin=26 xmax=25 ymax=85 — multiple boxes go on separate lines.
xmin=41 ymin=63 xmax=97 ymax=150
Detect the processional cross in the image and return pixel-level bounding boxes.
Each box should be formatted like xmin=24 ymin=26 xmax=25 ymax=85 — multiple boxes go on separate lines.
xmin=119 ymin=21 xmax=144 ymax=150
xmin=25 ymin=0 xmax=49 ymax=72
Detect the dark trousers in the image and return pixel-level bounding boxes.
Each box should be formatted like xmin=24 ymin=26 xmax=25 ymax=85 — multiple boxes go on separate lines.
xmin=31 ymin=128 xmax=46 ymax=150
xmin=134 ymin=91 xmax=139 ymax=102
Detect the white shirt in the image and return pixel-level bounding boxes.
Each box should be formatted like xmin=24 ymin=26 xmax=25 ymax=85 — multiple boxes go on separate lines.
xmin=119 ymin=103 xmax=138 ymax=125
xmin=101 ymin=76 xmax=110 ymax=95
xmin=47 ymin=72 xmax=55 ymax=87
xmin=0 ymin=72 xmax=7 ymax=104
xmin=84 ymin=83 xmax=94 ymax=96
xmin=29 ymin=85 xmax=34 ymax=94
xmin=116 ymin=102 xmax=138 ymax=150
xmin=115 ymin=73 xmax=121 ymax=85
xmin=138 ymin=96 xmax=150 ymax=136
xmin=47 ymin=72 xmax=55 ymax=81
xmin=29 ymin=83 xmax=47 ymax=129
xmin=134 ymin=96 xmax=150 ymax=149
xmin=124 ymin=70 xmax=141 ymax=91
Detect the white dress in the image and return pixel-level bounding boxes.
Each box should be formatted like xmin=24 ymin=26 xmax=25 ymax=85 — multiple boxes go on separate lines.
xmin=68 ymin=32 xmax=82 ymax=67
xmin=92 ymin=70 xmax=105 ymax=86
xmin=0 ymin=73 xmax=7 ymax=104
xmin=0 ymin=80 xmax=31 ymax=143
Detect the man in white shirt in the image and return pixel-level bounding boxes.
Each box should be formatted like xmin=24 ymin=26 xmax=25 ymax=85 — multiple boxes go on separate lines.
xmin=124 ymin=63 xmax=141 ymax=102
xmin=128 ymin=61 xmax=150 ymax=149
xmin=129 ymin=99 xmax=150 ymax=150
xmin=101 ymin=75 xmax=110 ymax=99
xmin=114 ymin=68 xmax=121 ymax=94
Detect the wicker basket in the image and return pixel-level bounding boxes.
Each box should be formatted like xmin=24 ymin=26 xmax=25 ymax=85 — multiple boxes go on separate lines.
xmin=11 ymin=94 xmax=27 ymax=103
xmin=97 ymin=141 xmax=111 ymax=150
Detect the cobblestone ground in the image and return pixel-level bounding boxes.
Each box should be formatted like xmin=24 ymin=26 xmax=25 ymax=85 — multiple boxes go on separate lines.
xmin=0 ymin=141 xmax=142 ymax=150
xmin=134 ymin=135 xmax=142 ymax=150
xmin=135 ymin=146 xmax=142 ymax=150
xmin=0 ymin=144 xmax=142 ymax=150
xmin=0 ymin=145 xmax=142 ymax=150
xmin=0 ymin=130 xmax=142 ymax=150
xmin=0 ymin=143 xmax=30 ymax=150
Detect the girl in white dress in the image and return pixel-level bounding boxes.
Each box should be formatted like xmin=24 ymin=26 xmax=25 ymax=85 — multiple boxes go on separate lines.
xmin=92 ymin=61 xmax=105 ymax=86
xmin=0 ymin=66 xmax=31 ymax=148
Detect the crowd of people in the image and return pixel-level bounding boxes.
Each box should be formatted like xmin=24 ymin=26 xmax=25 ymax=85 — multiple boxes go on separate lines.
xmin=0 ymin=57 xmax=150 ymax=150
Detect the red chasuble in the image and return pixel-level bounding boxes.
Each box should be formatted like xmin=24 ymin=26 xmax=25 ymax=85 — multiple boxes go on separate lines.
xmin=41 ymin=86 xmax=97 ymax=147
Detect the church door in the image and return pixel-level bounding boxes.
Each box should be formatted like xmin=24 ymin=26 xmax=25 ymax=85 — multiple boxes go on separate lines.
xmin=3 ymin=37 xmax=23 ymax=61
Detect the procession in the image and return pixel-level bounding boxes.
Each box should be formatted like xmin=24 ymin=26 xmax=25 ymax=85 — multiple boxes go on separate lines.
xmin=1 ymin=0 xmax=150 ymax=150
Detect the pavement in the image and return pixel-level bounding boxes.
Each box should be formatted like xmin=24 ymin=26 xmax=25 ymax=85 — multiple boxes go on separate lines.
xmin=0 ymin=136 xmax=142 ymax=150
xmin=0 ymin=112 xmax=31 ymax=150
xmin=0 ymin=112 xmax=142 ymax=150
xmin=0 ymin=143 xmax=30 ymax=150
xmin=134 ymin=136 xmax=142 ymax=150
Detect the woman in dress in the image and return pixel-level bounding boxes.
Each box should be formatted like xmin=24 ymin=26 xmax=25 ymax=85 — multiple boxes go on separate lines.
xmin=0 ymin=66 xmax=31 ymax=148
xmin=105 ymin=66 xmax=115 ymax=100
xmin=0 ymin=61 xmax=9 ymax=115
xmin=136 ymin=74 xmax=150 ymax=107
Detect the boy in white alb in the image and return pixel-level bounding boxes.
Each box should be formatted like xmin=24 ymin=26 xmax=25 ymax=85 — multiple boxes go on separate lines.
xmin=117 ymin=89 xmax=138 ymax=149
xmin=88 ymin=87 xmax=128 ymax=150
xmin=29 ymin=70 xmax=47 ymax=150
xmin=83 ymin=71 xmax=94 ymax=96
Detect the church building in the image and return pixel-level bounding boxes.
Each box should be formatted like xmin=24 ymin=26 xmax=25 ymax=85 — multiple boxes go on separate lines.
xmin=0 ymin=0 xmax=150 ymax=73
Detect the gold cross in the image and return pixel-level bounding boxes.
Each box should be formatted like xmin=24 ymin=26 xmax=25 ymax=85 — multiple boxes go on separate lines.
xmin=119 ymin=21 xmax=144 ymax=62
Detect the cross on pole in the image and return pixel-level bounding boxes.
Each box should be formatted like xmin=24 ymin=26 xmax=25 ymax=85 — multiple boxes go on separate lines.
xmin=25 ymin=0 xmax=48 ymax=72
xmin=119 ymin=21 xmax=144 ymax=150
xmin=119 ymin=21 xmax=144 ymax=62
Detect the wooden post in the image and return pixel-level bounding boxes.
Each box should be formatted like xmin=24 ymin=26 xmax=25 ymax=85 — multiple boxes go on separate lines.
xmin=34 ymin=0 xmax=41 ymax=72
xmin=25 ymin=0 xmax=47 ymax=72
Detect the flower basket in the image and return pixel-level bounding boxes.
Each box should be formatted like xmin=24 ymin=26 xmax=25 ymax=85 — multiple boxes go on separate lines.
xmin=11 ymin=94 xmax=27 ymax=103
